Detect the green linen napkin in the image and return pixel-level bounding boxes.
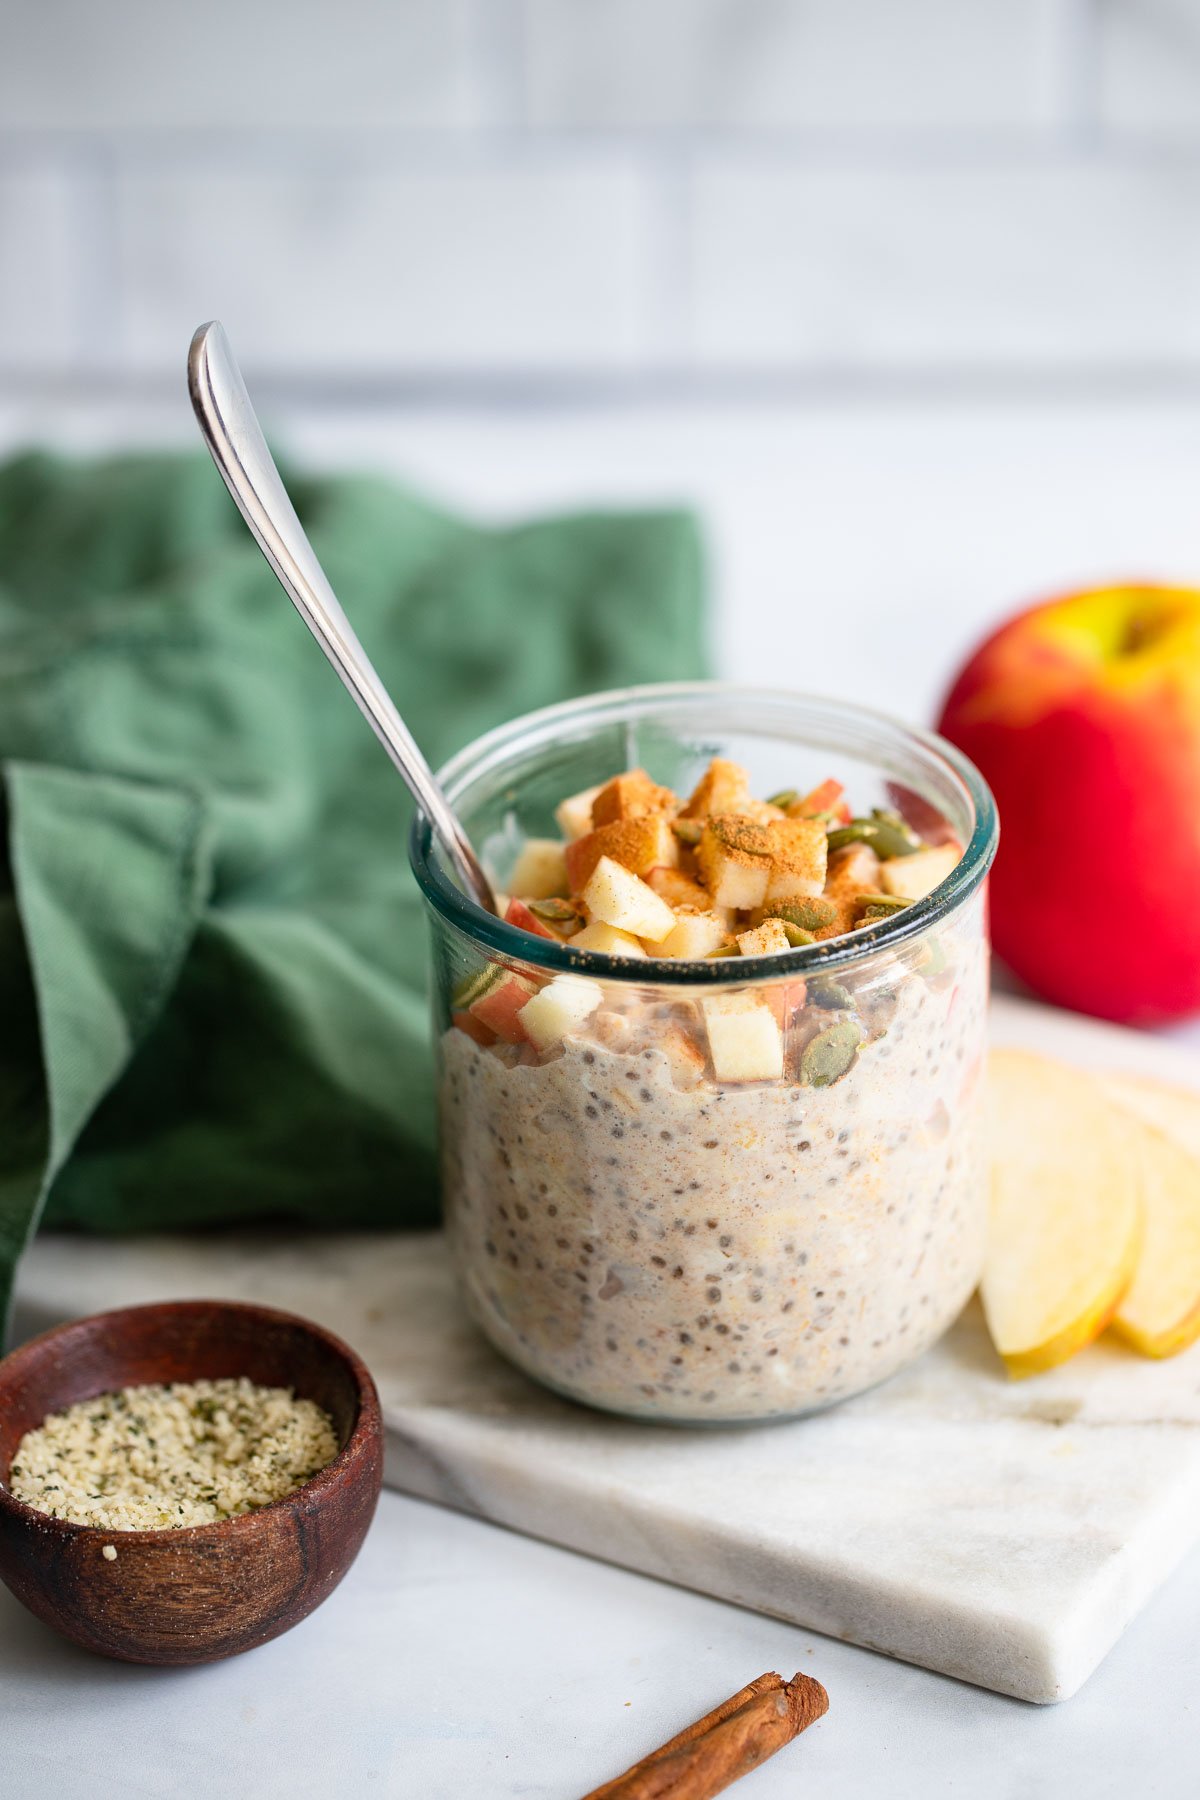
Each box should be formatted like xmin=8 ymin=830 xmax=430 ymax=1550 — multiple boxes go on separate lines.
xmin=0 ymin=450 xmax=707 ymax=1335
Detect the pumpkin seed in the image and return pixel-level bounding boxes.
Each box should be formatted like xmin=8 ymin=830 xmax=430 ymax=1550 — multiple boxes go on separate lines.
xmin=855 ymin=891 xmax=909 ymax=917
xmin=765 ymin=788 xmax=799 ymax=809
xmin=780 ymin=922 xmax=815 ymax=947
xmin=766 ymin=897 xmax=838 ymax=931
xmin=705 ymin=942 xmax=742 ymax=959
xmin=827 ymin=814 xmax=922 ymax=859
xmin=800 ymin=1019 xmax=864 ymax=1088
xmin=528 ymin=897 xmax=582 ymax=923
xmin=808 ymin=977 xmax=854 ymax=1011
xmin=671 ymin=818 xmax=704 ymax=846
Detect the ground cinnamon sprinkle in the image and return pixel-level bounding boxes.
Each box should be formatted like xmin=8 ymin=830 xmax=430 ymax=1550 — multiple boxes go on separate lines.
xmin=581 ymin=1670 xmax=829 ymax=1800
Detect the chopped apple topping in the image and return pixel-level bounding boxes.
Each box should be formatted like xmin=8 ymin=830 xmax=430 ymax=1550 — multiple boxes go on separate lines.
xmin=696 ymin=815 xmax=774 ymax=911
xmin=879 ymin=844 xmax=961 ymax=902
xmin=680 ymin=757 xmax=752 ymax=820
xmin=565 ymin=814 xmax=680 ymax=892
xmin=572 ymin=920 xmax=648 ymax=958
xmin=763 ymin=817 xmax=827 ymax=902
xmin=508 ymin=838 xmax=569 ymax=900
xmin=645 ymin=865 xmax=711 ymax=911
xmin=555 ymin=784 xmax=604 ymax=841
xmin=518 ymin=975 xmax=604 ymax=1051
xmin=736 ymin=918 xmax=792 ymax=957
xmin=591 ymin=768 xmax=678 ymax=826
xmin=656 ymin=908 xmax=730 ymax=960
xmin=582 ymin=855 xmax=677 ymax=942
xmin=701 ymin=993 xmax=784 ymax=1082
xmin=495 ymin=754 xmax=959 ymax=965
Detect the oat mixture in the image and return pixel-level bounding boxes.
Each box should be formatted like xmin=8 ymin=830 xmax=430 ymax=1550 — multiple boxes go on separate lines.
xmin=7 ymin=1377 xmax=338 ymax=1530
xmin=440 ymin=755 xmax=990 ymax=1421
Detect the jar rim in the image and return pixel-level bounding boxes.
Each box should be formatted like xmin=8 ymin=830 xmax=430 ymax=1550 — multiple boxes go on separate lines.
xmin=408 ymin=681 xmax=998 ymax=985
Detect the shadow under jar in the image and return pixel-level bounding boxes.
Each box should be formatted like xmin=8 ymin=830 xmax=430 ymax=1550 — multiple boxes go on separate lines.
xmin=411 ymin=685 xmax=998 ymax=1425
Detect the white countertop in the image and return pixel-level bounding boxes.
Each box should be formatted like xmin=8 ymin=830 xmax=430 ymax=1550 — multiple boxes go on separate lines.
xmin=3 ymin=1490 xmax=1199 ymax=1798
xmin=4 ymin=394 xmax=1200 ymax=1795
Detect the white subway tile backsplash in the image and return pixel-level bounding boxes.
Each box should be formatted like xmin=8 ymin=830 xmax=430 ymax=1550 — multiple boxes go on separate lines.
xmin=114 ymin=162 xmax=654 ymax=370
xmin=0 ymin=170 xmax=77 ymax=369
xmin=1096 ymin=0 xmax=1200 ymax=133
xmin=689 ymin=160 xmax=1200 ymax=367
xmin=0 ymin=0 xmax=474 ymax=131
xmin=523 ymin=0 xmax=1065 ymax=131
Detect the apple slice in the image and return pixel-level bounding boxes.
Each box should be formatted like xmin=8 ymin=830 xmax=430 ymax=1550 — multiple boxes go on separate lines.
xmin=1100 ymin=1074 xmax=1200 ymax=1358
xmin=518 ymin=975 xmax=603 ymax=1051
xmin=983 ymin=1049 xmax=1143 ymax=1377
xmin=581 ymin=855 xmax=676 ymax=942
xmin=508 ymin=838 xmax=569 ymax=900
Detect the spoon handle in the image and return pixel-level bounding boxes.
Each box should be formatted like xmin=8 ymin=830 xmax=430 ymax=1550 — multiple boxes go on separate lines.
xmin=187 ymin=320 xmax=496 ymax=914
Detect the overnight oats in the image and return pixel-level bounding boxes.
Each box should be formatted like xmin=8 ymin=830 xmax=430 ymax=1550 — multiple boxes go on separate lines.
xmin=412 ymin=687 xmax=997 ymax=1424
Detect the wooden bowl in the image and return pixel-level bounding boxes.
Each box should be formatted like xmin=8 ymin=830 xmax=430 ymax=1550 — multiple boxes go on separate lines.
xmin=0 ymin=1299 xmax=383 ymax=1665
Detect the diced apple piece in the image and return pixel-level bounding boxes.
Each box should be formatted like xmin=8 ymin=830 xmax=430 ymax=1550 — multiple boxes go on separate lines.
xmin=1100 ymin=1074 xmax=1200 ymax=1358
xmin=590 ymin=768 xmax=677 ymax=826
xmin=659 ymin=1022 xmax=708 ymax=1084
xmin=696 ymin=816 xmax=773 ymax=911
xmin=763 ymin=980 xmax=806 ymax=1028
xmin=508 ymin=838 xmax=569 ymax=900
xmin=764 ymin=817 xmax=827 ymax=902
xmin=572 ymin=920 xmax=648 ymax=959
xmin=518 ymin=975 xmax=604 ymax=1052
xmin=736 ymin=918 xmax=791 ymax=957
xmin=469 ymin=970 xmax=540 ymax=1044
xmin=786 ymin=778 xmax=851 ymax=823
xmin=656 ymin=909 xmax=730 ymax=961
xmin=581 ymin=855 xmax=677 ymax=942
xmin=879 ymin=844 xmax=961 ymax=902
xmin=983 ymin=1049 xmax=1143 ymax=1377
xmin=555 ymin=784 xmax=603 ymax=841
xmin=825 ymin=842 xmax=882 ymax=896
xmin=504 ymin=896 xmax=557 ymax=941
xmin=565 ymin=815 xmax=680 ymax=893
xmin=680 ymin=757 xmax=752 ymax=820
xmin=701 ymin=992 xmax=784 ymax=1083
xmin=645 ymin=866 xmax=710 ymax=910
xmin=451 ymin=1009 xmax=495 ymax=1047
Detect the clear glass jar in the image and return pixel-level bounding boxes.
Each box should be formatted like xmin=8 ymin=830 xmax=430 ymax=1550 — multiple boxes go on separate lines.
xmin=410 ymin=684 xmax=998 ymax=1424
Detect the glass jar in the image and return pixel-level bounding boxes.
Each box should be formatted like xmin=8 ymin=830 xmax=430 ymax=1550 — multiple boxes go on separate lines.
xmin=410 ymin=684 xmax=998 ymax=1424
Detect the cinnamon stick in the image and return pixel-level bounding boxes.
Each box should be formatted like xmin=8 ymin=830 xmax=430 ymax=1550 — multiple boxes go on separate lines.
xmin=581 ymin=1670 xmax=829 ymax=1800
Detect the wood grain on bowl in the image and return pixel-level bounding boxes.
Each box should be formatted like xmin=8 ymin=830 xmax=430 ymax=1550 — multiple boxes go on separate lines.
xmin=0 ymin=1300 xmax=384 ymax=1664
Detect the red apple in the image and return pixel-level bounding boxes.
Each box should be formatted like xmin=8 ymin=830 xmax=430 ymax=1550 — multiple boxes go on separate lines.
xmin=504 ymin=897 xmax=557 ymax=941
xmin=937 ymin=582 xmax=1200 ymax=1024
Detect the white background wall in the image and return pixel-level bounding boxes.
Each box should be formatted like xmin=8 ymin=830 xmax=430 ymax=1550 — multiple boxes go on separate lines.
xmin=2 ymin=0 xmax=1198 ymax=399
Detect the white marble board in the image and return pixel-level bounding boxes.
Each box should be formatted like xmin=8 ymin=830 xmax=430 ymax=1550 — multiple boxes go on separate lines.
xmin=13 ymin=995 xmax=1200 ymax=1706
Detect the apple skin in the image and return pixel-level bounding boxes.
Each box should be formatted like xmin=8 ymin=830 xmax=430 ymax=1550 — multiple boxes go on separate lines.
xmin=938 ymin=583 xmax=1200 ymax=1024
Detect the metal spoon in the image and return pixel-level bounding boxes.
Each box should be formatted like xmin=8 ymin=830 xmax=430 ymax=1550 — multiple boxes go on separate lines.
xmin=187 ymin=319 xmax=497 ymax=914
